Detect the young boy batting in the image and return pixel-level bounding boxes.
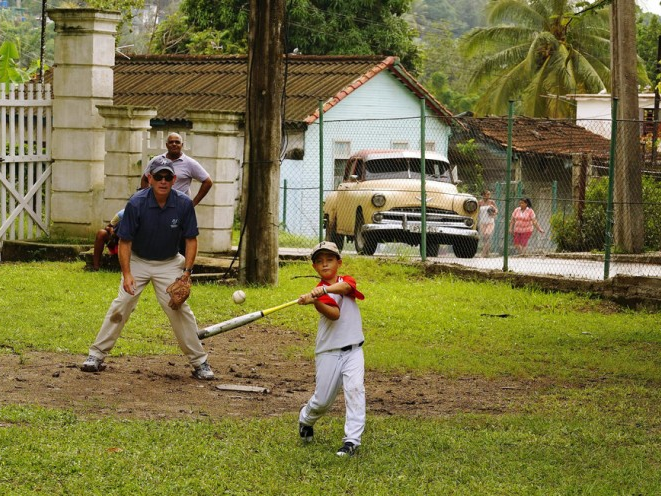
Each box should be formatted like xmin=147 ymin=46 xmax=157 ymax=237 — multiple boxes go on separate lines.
xmin=297 ymin=241 xmax=366 ymax=457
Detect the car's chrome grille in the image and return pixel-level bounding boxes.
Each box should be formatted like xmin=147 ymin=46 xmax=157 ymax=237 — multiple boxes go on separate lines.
xmin=376 ymin=208 xmax=474 ymax=228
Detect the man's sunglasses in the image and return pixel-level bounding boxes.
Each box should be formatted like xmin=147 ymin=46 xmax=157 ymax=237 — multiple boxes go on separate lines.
xmin=152 ymin=173 xmax=174 ymax=182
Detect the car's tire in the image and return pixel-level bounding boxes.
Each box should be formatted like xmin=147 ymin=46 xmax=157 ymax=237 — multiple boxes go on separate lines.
xmin=325 ymin=220 xmax=344 ymax=251
xmin=424 ymin=241 xmax=440 ymax=257
xmin=452 ymin=238 xmax=478 ymax=258
xmin=354 ymin=211 xmax=377 ymax=255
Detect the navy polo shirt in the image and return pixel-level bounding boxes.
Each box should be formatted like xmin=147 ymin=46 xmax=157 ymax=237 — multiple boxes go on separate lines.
xmin=117 ymin=188 xmax=199 ymax=260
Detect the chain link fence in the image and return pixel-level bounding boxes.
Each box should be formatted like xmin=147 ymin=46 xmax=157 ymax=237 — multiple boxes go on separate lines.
xmin=278 ymin=108 xmax=661 ymax=281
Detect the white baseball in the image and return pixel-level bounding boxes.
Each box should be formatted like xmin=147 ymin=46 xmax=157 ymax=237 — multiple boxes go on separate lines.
xmin=232 ymin=290 xmax=246 ymax=304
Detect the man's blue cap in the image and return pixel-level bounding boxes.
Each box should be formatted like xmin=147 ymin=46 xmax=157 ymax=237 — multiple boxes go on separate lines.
xmin=148 ymin=156 xmax=175 ymax=175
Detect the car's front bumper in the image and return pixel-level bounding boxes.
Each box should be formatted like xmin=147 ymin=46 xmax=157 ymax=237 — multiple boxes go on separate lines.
xmin=362 ymin=223 xmax=479 ymax=247
xmin=362 ymin=210 xmax=478 ymax=241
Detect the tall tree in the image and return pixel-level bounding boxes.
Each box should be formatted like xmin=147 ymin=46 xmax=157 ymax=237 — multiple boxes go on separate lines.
xmin=419 ymin=21 xmax=479 ymax=113
xmin=636 ymin=11 xmax=661 ymax=85
xmin=151 ymin=0 xmax=420 ymax=70
xmin=239 ymin=0 xmax=286 ymax=285
xmin=459 ymin=0 xmax=617 ymax=117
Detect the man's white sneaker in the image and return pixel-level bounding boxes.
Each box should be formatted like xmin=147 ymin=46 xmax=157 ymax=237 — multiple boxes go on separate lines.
xmin=192 ymin=361 xmax=214 ymax=380
xmin=81 ymin=355 xmax=104 ymax=372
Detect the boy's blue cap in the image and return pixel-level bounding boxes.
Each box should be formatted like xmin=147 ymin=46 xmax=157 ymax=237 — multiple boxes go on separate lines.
xmin=311 ymin=241 xmax=341 ymax=260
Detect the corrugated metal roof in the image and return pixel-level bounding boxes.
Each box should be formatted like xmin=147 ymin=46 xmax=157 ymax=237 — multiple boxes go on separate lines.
xmin=111 ymin=54 xmax=453 ymax=124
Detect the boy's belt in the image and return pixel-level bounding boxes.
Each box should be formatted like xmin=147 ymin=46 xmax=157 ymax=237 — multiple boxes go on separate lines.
xmin=340 ymin=341 xmax=364 ymax=352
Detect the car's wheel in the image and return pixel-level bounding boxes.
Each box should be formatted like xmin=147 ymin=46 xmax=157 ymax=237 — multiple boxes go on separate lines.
xmin=452 ymin=238 xmax=478 ymax=258
xmin=354 ymin=211 xmax=377 ymax=255
xmin=423 ymin=241 xmax=440 ymax=257
xmin=325 ymin=220 xmax=344 ymax=251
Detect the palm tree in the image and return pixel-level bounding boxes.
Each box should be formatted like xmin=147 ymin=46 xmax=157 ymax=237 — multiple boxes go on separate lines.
xmin=459 ymin=0 xmax=627 ymax=117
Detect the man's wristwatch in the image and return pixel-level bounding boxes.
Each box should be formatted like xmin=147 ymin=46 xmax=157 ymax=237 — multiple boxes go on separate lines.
xmin=183 ymin=267 xmax=193 ymax=274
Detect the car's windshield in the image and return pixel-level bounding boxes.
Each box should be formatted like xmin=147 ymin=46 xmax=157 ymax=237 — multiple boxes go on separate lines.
xmin=364 ymin=158 xmax=452 ymax=183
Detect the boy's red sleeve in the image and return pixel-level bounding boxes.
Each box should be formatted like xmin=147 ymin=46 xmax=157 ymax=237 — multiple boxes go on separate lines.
xmin=340 ymin=275 xmax=365 ymax=300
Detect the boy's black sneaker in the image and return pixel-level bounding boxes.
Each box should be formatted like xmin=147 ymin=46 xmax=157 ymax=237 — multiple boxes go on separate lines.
xmin=336 ymin=442 xmax=357 ymax=457
xmin=299 ymin=423 xmax=314 ymax=442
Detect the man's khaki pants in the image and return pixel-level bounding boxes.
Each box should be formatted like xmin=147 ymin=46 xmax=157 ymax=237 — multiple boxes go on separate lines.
xmin=88 ymin=252 xmax=208 ymax=367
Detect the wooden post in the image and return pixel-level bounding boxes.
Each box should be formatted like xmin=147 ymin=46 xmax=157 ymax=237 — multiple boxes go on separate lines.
xmin=611 ymin=0 xmax=644 ymax=253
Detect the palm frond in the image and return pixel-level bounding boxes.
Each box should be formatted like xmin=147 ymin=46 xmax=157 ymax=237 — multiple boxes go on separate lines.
xmin=487 ymin=0 xmax=546 ymax=29
xmin=467 ymin=44 xmax=530 ymax=90
xmin=464 ymin=0 xmax=612 ymax=118
xmin=459 ymin=26 xmax=534 ymax=58
xmin=474 ymin=61 xmax=532 ymax=116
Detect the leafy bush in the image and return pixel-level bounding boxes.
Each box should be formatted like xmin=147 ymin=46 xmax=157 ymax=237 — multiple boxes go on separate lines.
xmin=643 ymin=175 xmax=661 ymax=250
xmin=551 ymin=175 xmax=661 ymax=252
xmin=551 ymin=177 xmax=608 ymax=252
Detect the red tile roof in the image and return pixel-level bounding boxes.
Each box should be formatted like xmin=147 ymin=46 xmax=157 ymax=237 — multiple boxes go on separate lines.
xmin=459 ymin=116 xmax=611 ymax=159
xmin=111 ymin=54 xmax=453 ymax=124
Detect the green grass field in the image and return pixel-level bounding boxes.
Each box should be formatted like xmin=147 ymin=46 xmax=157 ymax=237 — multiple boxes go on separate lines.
xmin=1 ymin=259 xmax=660 ymax=494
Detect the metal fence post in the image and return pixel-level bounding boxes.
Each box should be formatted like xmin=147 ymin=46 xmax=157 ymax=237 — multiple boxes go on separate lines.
xmin=420 ymin=98 xmax=427 ymax=260
xmin=604 ymin=98 xmax=618 ymax=280
xmin=282 ymin=179 xmax=288 ymax=231
xmin=318 ymin=99 xmax=324 ymax=242
xmin=502 ymin=101 xmax=514 ymax=271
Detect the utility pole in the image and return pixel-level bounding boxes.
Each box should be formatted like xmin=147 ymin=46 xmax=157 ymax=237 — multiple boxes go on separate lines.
xmin=239 ymin=0 xmax=286 ymax=284
xmin=610 ymin=0 xmax=644 ymax=253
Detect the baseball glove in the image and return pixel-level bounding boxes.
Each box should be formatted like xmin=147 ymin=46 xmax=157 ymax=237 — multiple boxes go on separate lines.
xmin=166 ymin=277 xmax=191 ymax=310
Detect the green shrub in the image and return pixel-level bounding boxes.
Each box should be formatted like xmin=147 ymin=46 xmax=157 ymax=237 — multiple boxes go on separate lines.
xmin=643 ymin=175 xmax=661 ymax=250
xmin=551 ymin=177 xmax=607 ymax=252
xmin=551 ymin=175 xmax=661 ymax=252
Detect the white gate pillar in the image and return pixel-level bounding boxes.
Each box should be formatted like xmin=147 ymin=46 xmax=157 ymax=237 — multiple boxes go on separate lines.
xmin=187 ymin=110 xmax=244 ymax=254
xmin=97 ymin=105 xmax=158 ymax=221
xmin=48 ymin=8 xmax=120 ymax=237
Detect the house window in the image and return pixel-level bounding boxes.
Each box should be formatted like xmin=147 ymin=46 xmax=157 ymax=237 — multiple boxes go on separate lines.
xmin=425 ymin=142 xmax=436 ymax=151
xmin=333 ymin=141 xmax=351 ymax=188
xmin=392 ymin=141 xmax=409 ymax=150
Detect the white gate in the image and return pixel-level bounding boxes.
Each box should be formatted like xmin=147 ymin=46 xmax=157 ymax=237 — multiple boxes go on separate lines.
xmin=0 ymin=83 xmax=52 ymax=242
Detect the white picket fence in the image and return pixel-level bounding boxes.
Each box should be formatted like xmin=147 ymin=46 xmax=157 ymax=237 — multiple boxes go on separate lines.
xmin=0 ymin=83 xmax=52 ymax=242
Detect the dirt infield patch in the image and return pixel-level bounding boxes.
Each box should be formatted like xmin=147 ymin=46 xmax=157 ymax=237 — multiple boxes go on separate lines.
xmin=0 ymin=326 xmax=545 ymax=420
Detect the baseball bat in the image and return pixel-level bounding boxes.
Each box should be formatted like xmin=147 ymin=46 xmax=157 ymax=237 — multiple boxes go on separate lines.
xmin=198 ymin=299 xmax=299 ymax=340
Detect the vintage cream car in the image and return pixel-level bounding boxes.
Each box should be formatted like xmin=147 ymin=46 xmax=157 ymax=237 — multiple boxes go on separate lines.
xmin=323 ymin=149 xmax=479 ymax=257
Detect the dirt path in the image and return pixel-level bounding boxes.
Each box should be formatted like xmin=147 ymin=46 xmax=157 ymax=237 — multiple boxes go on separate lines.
xmin=1 ymin=326 xmax=543 ymax=420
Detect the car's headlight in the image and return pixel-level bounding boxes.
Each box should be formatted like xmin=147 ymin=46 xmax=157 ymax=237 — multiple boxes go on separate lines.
xmin=463 ymin=198 xmax=478 ymax=213
xmin=371 ymin=194 xmax=386 ymax=208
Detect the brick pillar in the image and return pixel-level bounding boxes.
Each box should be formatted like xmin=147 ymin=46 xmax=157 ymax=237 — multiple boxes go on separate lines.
xmin=48 ymin=9 xmax=120 ymax=237
xmin=97 ymin=105 xmax=158 ymax=221
xmin=187 ymin=110 xmax=244 ymax=254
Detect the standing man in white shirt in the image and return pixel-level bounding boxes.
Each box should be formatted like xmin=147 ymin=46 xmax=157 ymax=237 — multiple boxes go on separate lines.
xmin=141 ymin=132 xmax=213 ymax=207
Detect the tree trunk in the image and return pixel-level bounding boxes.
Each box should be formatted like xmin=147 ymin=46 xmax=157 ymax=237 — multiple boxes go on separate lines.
xmin=611 ymin=0 xmax=644 ymax=253
xmin=239 ymin=0 xmax=286 ymax=285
